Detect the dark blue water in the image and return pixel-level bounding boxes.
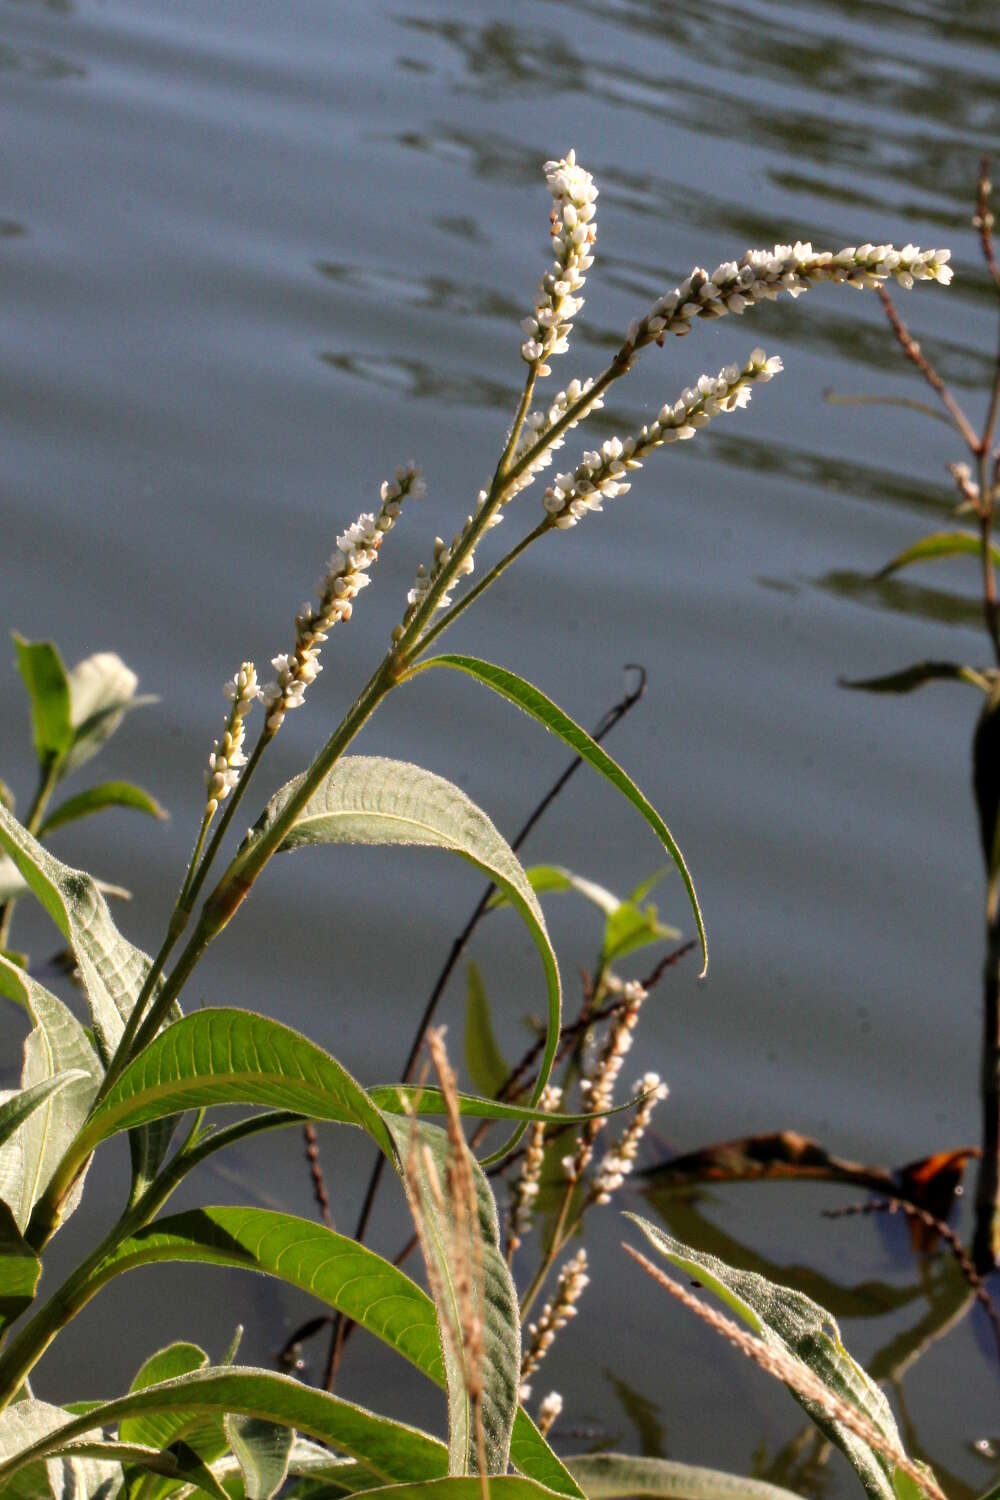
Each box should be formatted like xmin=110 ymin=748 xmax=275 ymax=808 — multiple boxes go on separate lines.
xmin=3 ymin=0 xmax=1000 ymax=1492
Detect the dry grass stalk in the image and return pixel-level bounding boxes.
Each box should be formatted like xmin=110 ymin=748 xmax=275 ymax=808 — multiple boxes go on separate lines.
xmin=623 ymin=1244 xmax=947 ymax=1500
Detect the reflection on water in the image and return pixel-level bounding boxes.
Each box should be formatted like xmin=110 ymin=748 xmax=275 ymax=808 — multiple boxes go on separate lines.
xmin=4 ymin=0 xmax=1000 ymax=1488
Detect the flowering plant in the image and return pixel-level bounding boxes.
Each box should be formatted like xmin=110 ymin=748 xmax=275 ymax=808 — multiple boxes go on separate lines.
xmin=0 ymin=152 xmax=956 ymax=1500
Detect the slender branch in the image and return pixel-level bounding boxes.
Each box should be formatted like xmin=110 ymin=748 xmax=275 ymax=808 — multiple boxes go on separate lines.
xmin=976 ymin=155 xmax=1000 ymax=298
xmin=319 ymin=667 xmax=647 ymax=1388
xmin=411 ymin=522 xmax=552 ymax=662
xmin=0 ymin=758 xmax=60 ymax=949
xmin=876 ymin=287 xmax=979 ymax=452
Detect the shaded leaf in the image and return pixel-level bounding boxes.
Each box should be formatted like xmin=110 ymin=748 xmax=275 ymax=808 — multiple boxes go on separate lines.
xmin=237 ymin=756 xmax=561 ymax=1153
xmin=839 ymin=661 xmax=988 ymax=695
xmin=626 ymin=1217 xmax=935 ymax=1500
xmin=566 ymin=1453 xmax=805 ymax=1500
xmin=464 ymin=963 xmax=508 ymax=1099
xmin=39 ymin=782 xmax=168 ymax=838
xmin=12 ymin=635 xmax=72 ymax=766
xmin=0 ymin=1200 xmax=41 ymax=1331
xmin=602 ymin=900 xmax=680 ymax=964
xmin=874 ymin=530 xmax=1000 ymax=581
xmin=0 ymin=1367 xmax=448 ymax=1488
xmin=0 ymin=1072 xmax=90 ymax=1154
xmin=383 ymin=1114 xmax=519 ymax=1478
xmin=408 ymin=657 xmax=706 ymax=974
xmin=225 ymin=1414 xmax=294 ymax=1499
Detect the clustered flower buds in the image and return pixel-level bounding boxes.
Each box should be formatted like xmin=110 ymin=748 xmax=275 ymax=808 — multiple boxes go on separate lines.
xmin=508 ymin=1084 xmax=562 ymax=1258
xmin=521 ymin=151 xmax=597 ymax=377
xmin=542 ymin=349 xmax=782 ymax=529
xmin=263 ymin=464 xmax=424 ymax=730
xmin=564 ymin=980 xmax=647 ymax=1184
xmin=206 ymin=662 xmax=260 ymax=816
xmin=537 ymin=1391 xmax=563 ymax=1438
xmin=621 ymin=242 xmax=953 ymax=361
xmin=591 ymin=1071 xmax=669 ymax=1205
xmin=519 ymin=1247 xmax=590 ymax=1398
xmin=507 ymin=376 xmax=607 ymax=502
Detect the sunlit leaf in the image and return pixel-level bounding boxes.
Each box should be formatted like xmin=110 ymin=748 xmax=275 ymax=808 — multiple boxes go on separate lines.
xmin=874 ymin=530 xmax=1000 ymax=582
xmin=407 ymin=657 xmax=706 ymax=975
xmin=120 ymin=1341 xmax=221 ymax=1500
xmin=11 ymin=635 xmax=72 ymax=767
xmin=566 ymin=1453 xmax=805 ymax=1500
xmin=237 ymin=756 xmax=561 ymax=1154
xmin=38 ymin=782 xmax=168 ymax=838
xmin=77 ymin=1009 xmax=393 ymax=1160
xmin=86 ymin=1206 xmax=580 ymax=1498
xmin=0 ymin=1368 xmax=448 ymax=1488
xmin=464 ymin=963 xmax=509 ymax=1099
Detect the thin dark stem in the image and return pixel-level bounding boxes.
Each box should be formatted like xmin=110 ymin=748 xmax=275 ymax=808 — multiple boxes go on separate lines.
xmin=303 ymin=1123 xmax=334 ymax=1231
xmin=876 ymin=288 xmax=979 ymax=453
xmin=319 ymin=666 xmax=647 ymax=1388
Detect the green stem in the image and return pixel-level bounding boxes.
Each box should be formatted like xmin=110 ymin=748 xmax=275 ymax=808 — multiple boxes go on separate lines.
xmin=408 ymin=522 xmax=553 ymax=663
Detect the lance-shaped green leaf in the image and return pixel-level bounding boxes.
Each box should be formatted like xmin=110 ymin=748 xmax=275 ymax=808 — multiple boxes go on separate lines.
xmin=38 ymin=781 xmax=168 ymax=838
xmin=464 ymin=963 xmax=508 ymax=1099
xmin=0 ymin=954 xmax=102 ymax=1233
xmin=874 ymin=529 xmax=1000 ymax=581
xmin=225 ymin=1414 xmax=294 ymax=1500
xmin=57 ymin=1437 xmax=228 ymax=1498
xmin=75 ymin=1009 xmax=394 ymax=1161
xmin=626 ymin=1216 xmax=935 ymax=1500
xmin=0 ymin=1201 xmax=41 ymax=1331
xmin=119 ymin=1340 xmax=225 ymax=1500
xmin=63 ymin=650 xmax=155 ymax=777
xmin=566 ymin=1454 xmax=805 ymax=1500
xmin=12 ymin=635 xmax=73 ymax=766
xmin=368 ymin=1084 xmax=641 ymax=1129
xmin=491 ymin=866 xmax=680 ymax=965
xmin=0 ymin=1368 xmax=447 ymax=1488
xmin=85 ymin=1207 xmax=581 ymax=1499
xmin=238 ymin=756 xmax=561 ymax=1150
xmin=0 ymin=1394 xmax=123 ymax=1500
xmin=406 ymin=658 xmax=706 ymax=975
xmin=839 ymin=661 xmax=990 ymax=695
xmin=384 ymin=1115 xmax=519 ymax=1480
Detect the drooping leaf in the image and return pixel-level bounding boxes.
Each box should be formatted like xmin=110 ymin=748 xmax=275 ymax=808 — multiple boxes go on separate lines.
xmin=490 ymin=866 xmax=680 ymax=963
xmin=0 ymin=1368 xmax=448 ymax=1489
xmin=0 ymin=954 xmax=102 ymax=1233
xmin=57 ymin=1437 xmax=226 ymax=1498
xmin=626 ymin=1217 xmax=936 ymax=1500
xmin=39 ymin=782 xmax=168 ymax=838
xmin=367 ymin=1085 xmax=637 ymax=1129
xmin=0 ymin=1200 xmax=41 ymax=1331
xmin=225 ymin=1414 xmax=294 ymax=1500
xmin=839 ymin=661 xmax=989 ymax=695
xmin=291 ymin=1480 xmax=568 ymax=1500
xmin=464 ymin=963 xmax=509 ymax=1099
xmin=874 ymin=530 xmax=1000 ymax=582
xmin=407 ymin=657 xmax=706 ymax=974
xmin=85 ymin=1206 xmax=580 ymax=1498
xmin=383 ymin=1114 xmax=519 ymax=1479
xmin=63 ymin=651 xmax=154 ymax=777
xmin=236 ymin=756 xmax=561 ymax=1152
xmin=11 ymin=635 xmax=73 ymax=766
xmin=566 ymin=1453 xmax=805 ymax=1500
xmin=0 ymin=1395 xmax=122 ymax=1500
xmin=75 ymin=1009 xmax=394 ymax=1162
